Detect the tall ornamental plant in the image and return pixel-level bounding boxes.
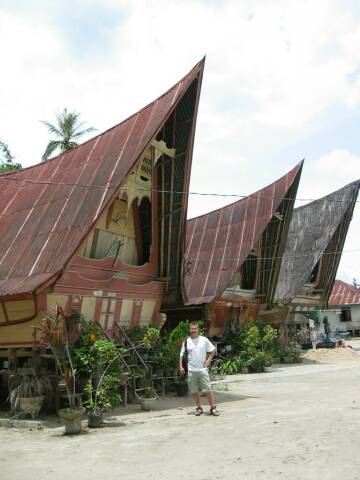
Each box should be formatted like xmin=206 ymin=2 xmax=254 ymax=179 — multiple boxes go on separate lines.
xmin=41 ymin=305 xmax=84 ymax=434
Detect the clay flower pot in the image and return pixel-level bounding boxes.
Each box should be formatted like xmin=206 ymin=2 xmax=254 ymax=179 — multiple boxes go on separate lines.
xmin=58 ymin=407 xmax=85 ymax=435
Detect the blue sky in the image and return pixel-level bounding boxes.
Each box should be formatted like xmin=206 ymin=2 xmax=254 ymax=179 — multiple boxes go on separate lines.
xmin=0 ymin=0 xmax=359 ymax=283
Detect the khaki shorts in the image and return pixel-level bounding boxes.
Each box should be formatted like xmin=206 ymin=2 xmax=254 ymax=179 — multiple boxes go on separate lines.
xmin=187 ymin=369 xmax=212 ymax=394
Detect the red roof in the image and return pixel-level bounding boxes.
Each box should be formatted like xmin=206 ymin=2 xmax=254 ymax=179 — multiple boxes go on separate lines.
xmin=329 ymin=280 xmax=360 ymax=305
xmin=184 ymin=162 xmax=303 ymax=305
xmin=0 ymin=59 xmax=205 ymax=297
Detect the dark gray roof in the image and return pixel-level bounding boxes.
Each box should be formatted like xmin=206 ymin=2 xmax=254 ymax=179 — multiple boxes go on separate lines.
xmin=275 ymin=180 xmax=360 ymax=303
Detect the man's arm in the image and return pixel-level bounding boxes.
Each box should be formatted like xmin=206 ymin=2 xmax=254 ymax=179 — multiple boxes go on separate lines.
xmin=204 ymin=349 xmax=215 ymax=368
xmin=179 ymin=341 xmax=185 ymax=375
xmin=179 ymin=355 xmax=185 ymax=375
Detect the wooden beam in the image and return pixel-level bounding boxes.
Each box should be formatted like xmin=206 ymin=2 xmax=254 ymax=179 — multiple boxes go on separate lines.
xmin=166 ymin=158 xmax=175 ymax=277
xmin=150 ymin=139 xmax=176 ymax=160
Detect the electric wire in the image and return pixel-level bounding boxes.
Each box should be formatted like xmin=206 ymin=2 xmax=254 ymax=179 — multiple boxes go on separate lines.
xmin=0 ymin=175 xmax=359 ymax=204
xmin=184 ymin=248 xmax=360 ymax=264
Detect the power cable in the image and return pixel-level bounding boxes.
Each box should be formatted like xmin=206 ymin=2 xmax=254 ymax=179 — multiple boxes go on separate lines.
xmin=0 ymin=175 xmax=359 ymax=204
xmin=184 ymin=248 xmax=360 ymax=263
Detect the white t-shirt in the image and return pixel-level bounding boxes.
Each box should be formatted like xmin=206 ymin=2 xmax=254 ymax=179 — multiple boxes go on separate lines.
xmin=180 ymin=335 xmax=215 ymax=372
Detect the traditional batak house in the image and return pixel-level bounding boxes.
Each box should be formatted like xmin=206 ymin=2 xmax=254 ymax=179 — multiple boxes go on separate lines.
xmin=163 ymin=161 xmax=303 ymax=337
xmin=275 ymin=180 xmax=360 ymax=340
xmin=0 ymin=59 xmax=205 ymax=362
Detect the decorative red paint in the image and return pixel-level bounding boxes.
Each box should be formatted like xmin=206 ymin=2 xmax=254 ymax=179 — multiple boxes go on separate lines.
xmin=37 ymin=292 xmax=47 ymax=311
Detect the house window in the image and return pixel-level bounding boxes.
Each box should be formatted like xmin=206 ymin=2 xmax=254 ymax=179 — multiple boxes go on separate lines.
xmin=339 ymin=309 xmax=351 ymax=322
xmin=241 ymin=254 xmax=257 ymax=290
xmin=137 ymin=197 xmax=152 ymax=264
xmin=99 ymin=298 xmax=117 ymax=330
xmin=90 ymin=228 xmax=139 ymax=265
xmin=0 ymin=299 xmax=36 ymax=324
xmin=307 ymin=260 xmax=320 ymax=284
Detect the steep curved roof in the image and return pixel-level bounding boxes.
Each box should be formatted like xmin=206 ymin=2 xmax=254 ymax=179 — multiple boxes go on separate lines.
xmin=0 ymin=58 xmax=205 ymax=297
xmin=184 ymin=161 xmax=303 ymax=305
xmin=275 ymin=180 xmax=360 ymax=303
xmin=329 ymin=279 xmax=360 ymax=306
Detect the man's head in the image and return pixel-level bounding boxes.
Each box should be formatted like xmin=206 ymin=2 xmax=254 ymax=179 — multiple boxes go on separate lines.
xmin=189 ymin=321 xmax=199 ymax=338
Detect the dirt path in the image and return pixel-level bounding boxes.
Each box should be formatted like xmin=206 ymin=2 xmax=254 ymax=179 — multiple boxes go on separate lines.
xmin=1 ymin=361 xmax=360 ymax=480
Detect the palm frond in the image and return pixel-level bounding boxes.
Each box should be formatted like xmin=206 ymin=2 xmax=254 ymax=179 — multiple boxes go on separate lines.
xmin=40 ymin=120 xmax=62 ymax=138
xmin=42 ymin=140 xmax=61 ymax=161
xmin=72 ymin=126 xmax=96 ymax=139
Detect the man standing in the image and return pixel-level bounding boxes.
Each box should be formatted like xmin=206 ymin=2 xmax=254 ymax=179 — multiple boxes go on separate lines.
xmin=179 ymin=321 xmax=220 ymax=416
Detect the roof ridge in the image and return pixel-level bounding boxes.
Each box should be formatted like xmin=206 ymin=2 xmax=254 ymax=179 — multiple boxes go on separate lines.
xmin=294 ymin=179 xmax=360 ymax=212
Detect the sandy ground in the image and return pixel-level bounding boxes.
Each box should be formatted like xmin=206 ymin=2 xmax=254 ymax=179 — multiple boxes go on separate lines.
xmin=2 ymin=350 xmax=360 ymax=480
xmin=302 ymin=339 xmax=360 ymax=364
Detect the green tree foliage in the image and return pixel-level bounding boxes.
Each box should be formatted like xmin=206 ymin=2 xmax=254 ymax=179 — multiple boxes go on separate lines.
xmin=262 ymin=325 xmax=277 ymax=351
xmin=0 ymin=140 xmax=22 ymax=173
xmin=41 ymin=108 xmax=95 ymax=161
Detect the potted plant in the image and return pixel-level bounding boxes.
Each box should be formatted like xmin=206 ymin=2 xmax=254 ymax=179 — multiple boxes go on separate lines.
xmin=74 ymin=325 xmax=123 ymax=428
xmin=143 ymin=327 xmax=160 ymax=350
xmin=238 ymin=356 xmax=250 ymax=374
xmin=263 ymin=353 xmax=273 ymax=373
xmin=281 ymin=346 xmax=294 ymax=364
xmin=84 ymin=375 xmax=121 ymax=428
xmin=271 ymin=348 xmax=281 ymax=364
xmin=248 ymin=351 xmax=266 ymax=373
xmin=41 ymin=305 xmax=85 ymax=435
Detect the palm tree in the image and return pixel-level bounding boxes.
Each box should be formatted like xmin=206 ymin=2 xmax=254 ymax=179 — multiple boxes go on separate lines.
xmin=41 ymin=108 xmax=96 ymax=161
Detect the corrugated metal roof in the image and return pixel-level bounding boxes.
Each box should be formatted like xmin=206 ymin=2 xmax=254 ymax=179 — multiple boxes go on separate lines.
xmin=329 ymin=279 xmax=360 ymax=305
xmin=275 ymin=180 xmax=360 ymax=303
xmin=184 ymin=162 xmax=303 ymax=305
xmin=0 ymin=59 xmax=205 ymax=297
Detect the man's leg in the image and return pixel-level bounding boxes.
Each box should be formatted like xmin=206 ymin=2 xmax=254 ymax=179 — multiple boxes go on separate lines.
xmin=192 ymin=392 xmax=201 ymax=408
xmin=188 ymin=372 xmax=202 ymax=413
xmin=199 ymin=370 xmax=220 ymax=415
xmin=205 ymin=390 xmax=215 ymax=408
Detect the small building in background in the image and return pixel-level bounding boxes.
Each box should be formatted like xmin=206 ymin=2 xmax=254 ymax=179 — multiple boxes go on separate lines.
xmin=317 ymin=279 xmax=360 ymax=337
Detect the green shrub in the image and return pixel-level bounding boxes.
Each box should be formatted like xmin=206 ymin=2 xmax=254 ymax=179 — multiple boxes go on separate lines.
xmin=248 ymin=351 xmax=266 ymax=372
xmin=263 ymin=325 xmax=277 ymax=351
xmin=143 ymin=327 xmax=160 ymax=349
xmin=219 ymin=356 xmax=240 ymax=375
